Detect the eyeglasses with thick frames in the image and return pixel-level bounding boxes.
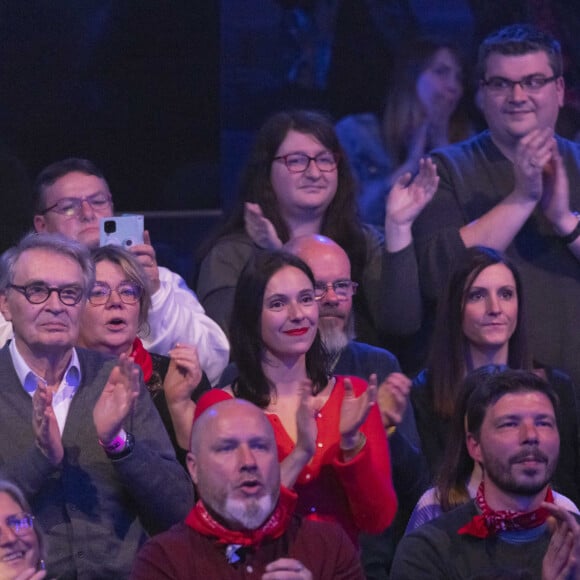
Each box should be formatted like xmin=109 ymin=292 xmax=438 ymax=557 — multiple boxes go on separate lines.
xmin=40 ymin=192 xmax=112 ymax=218
xmin=88 ymin=281 xmax=143 ymax=305
xmin=9 ymin=283 xmax=84 ymax=306
xmin=481 ymin=74 xmax=558 ymax=95
xmin=0 ymin=512 xmax=35 ymax=538
xmin=314 ymin=280 xmax=358 ymax=301
xmin=273 ymin=152 xmax=339 ymax=173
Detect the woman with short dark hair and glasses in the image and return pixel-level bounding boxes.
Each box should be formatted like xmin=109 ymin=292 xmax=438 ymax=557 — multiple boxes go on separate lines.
xmin=78 ymin=245 xmax=210 ymax=464
xmin=197 ymin=109 xmax=438 ymax=350
xmin=0 ymin=479 xmax=45 ymax=579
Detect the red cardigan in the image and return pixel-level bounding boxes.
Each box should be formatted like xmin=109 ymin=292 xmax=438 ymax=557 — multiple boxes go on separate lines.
xmin=267 ymin=375 xmax=397 ymax=542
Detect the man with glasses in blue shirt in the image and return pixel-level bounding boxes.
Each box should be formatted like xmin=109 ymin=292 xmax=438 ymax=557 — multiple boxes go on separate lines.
xmin=0 ymin=232 xmax=192 ymax=579
xmin=25 ymin=158 xmax=229 ymax=386
xmin=413 ymin=24 xmax=580 ymax=388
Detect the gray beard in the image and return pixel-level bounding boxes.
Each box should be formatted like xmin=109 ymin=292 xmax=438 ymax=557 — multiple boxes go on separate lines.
xmin=224 ymin=493 xmax=275 ymax=530
xmin=318 ymin=311 xmax=355 ymax=356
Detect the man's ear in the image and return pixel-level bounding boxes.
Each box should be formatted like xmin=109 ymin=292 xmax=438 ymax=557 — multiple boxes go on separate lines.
xmin=556 ymin=75 xmax=565 ymax=108
xmin=33 ymin=214 xmax=47 ymax=233
xmin=0 ymin=293 xmax=12 ymax=322
xmin=466 ymin=432 xmax=483 ymax=464
xmin=186 ymin=451 xmax=198 ymax=485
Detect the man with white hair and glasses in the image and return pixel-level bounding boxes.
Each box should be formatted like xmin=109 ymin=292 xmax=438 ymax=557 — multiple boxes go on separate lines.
xmin=0 ymin=232 xmax=192 ymax=579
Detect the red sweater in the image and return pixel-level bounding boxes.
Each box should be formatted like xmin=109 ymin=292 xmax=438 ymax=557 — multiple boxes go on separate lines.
xmin=267 ymin=375 xmax=397 ymax=542
xmin=131 ymin=516 xmax=365 ymax=579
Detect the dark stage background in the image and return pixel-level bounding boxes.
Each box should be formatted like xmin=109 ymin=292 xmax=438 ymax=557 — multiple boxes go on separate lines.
xmin=1 ymin=1 xmax=579 ymax=282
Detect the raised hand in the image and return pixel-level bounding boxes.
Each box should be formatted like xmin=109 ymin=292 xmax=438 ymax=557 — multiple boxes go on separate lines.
xmin=32 ymin=381 xmax=63 ymax=466
xmin=164 ymin=344 xmax=200 ymax=450
xmin=541 ymin=143 xmax=578 ymax=236
xmin=244 ymin=202 xmax=283 ymax=249
xmin=294 ymin=381 xmax=317 ymax=459
xmin=385 ymin=157 xmax=439 ymax=252
xmin=386 ymin=158 xmax=439 ymax=228
xmin=164 ymin=344 xmax=202 ymax=405
xmin=93 ymin=353 xmax=140 ymax=445
xmin=128 ymin=230 xmax=160 ymax=293
xmin=377 ymin=372 xmax=412 ymax=429
xmin=339 ymin=377 xmax=377 ymax=450
xmin=280 ymin=382 xmax=317 ymax=489
xmin=513 ymin=127 xmax=554 ymax=201
xmin=542 ymin=501 xmax=580 ymax=580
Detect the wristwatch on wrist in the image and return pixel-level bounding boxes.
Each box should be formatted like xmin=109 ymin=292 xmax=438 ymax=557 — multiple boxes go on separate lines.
xmin=99 ymin=430 xmax=135 ymax=459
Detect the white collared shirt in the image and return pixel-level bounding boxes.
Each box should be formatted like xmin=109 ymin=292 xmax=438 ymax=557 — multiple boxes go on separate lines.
xmin=9 ymin=340 xmax=81 ymax=434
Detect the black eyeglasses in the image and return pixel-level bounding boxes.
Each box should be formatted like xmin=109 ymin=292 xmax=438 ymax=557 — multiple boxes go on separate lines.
xmin=481 ymin=75 xmax=558 ymax=94
xmin=1 ymin=513 xmax=35 ymax=538
xmin=9 ymin=283 xmax=84 ymax=306
xmin=273 ymin=152 xmax=339 ymax=173
xmin=40 ymin=192 xmax=112 ymax=218
xmin=88 ymin=281 xmax=143 ymax=305
xmin=314 ymin=280 xmax=358 ymax=301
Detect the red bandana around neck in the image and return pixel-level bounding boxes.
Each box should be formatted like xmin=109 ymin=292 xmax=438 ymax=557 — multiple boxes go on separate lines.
xmin=130 ymin=338 xmax=153 ymax=383
xmin=185 ymin=486 xmax=297 ymax=547
xmin=458 ymin=481 xmax=554 ymax=538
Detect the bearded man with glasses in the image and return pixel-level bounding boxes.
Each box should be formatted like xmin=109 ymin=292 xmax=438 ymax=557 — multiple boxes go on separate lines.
xmin=412 ymin=24 xmax=580 ymax=389
xmin=0 ymin=233 xmax=193 ymax=579
xmin=284 ymin=233 xmax=429 ymax=578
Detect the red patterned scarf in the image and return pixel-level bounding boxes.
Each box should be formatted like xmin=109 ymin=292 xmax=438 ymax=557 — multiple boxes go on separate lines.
xmin=458 ymin=481 xmax=554 ymax=538
xmin=130 ymin=338 xmax=153 ymax=382
xmin=185 ymin=486 xmax=297 ymax=547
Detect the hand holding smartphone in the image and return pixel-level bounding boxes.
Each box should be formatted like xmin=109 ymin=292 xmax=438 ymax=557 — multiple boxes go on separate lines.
xmin=99 ymin=215 xmax=144 ymax=248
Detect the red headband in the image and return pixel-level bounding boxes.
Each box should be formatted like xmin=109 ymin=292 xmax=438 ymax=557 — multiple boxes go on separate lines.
xmin=193 ymin=389 xmax=234 ymax=422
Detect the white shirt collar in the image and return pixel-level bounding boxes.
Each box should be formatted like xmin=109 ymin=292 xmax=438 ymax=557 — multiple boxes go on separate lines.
xmin=9 ymin=339 xmax=81 ymax=395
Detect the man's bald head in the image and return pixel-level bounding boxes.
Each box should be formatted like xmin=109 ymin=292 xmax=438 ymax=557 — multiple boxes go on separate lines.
xmin=187 ymin=397 xmax=280 ymax=531
xmin=285 ymin=234 xmax=351 ymax=277
xmin=285 ymin=234 xmax=355 ymax=353
xmin=189 ymin=397 xmax=275 ymax=455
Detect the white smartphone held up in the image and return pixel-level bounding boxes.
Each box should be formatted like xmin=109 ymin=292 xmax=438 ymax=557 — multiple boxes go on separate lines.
xmin=99 ymin=215 xmax=144 ymax=248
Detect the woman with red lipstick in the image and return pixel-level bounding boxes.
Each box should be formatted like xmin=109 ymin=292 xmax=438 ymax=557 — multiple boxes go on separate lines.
xmin=225 ymin=250 xmax=397 ymax=543
xmin=78 ymin=245 xmax=210 ymax=464
xmin=411 ymin=246 xmax=580 ymax=506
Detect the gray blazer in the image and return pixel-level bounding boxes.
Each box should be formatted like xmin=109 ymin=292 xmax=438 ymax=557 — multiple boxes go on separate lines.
xmin=0 ymin=344 xmax=194 ymax=579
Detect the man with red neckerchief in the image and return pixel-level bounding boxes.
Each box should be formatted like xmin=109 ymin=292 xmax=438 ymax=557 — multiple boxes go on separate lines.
xmin=391 ymin=369 xmax=580 ymax=579
xmin=130 ymin=392 xmax=364 ymax=580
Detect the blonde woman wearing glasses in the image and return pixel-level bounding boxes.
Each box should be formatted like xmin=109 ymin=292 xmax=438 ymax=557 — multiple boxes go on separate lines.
xmin=78 ymin=245 xmax=210 ymax=465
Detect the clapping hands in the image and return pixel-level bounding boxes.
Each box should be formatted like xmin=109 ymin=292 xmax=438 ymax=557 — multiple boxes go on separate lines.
xmin=542 ymin=502 xmax=580 ymax=579
xmin=244 ymin=203 xmax=283 ymax=249
xmin=93 ymin=354 xmax=140 ymax=445
xmin=339 ymin=377 xmax=377 ymax=455
xmin=376 ymin=372 xmax=411 ymax=429
xmin=32 ymin=381 xmax=63 ymax=466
